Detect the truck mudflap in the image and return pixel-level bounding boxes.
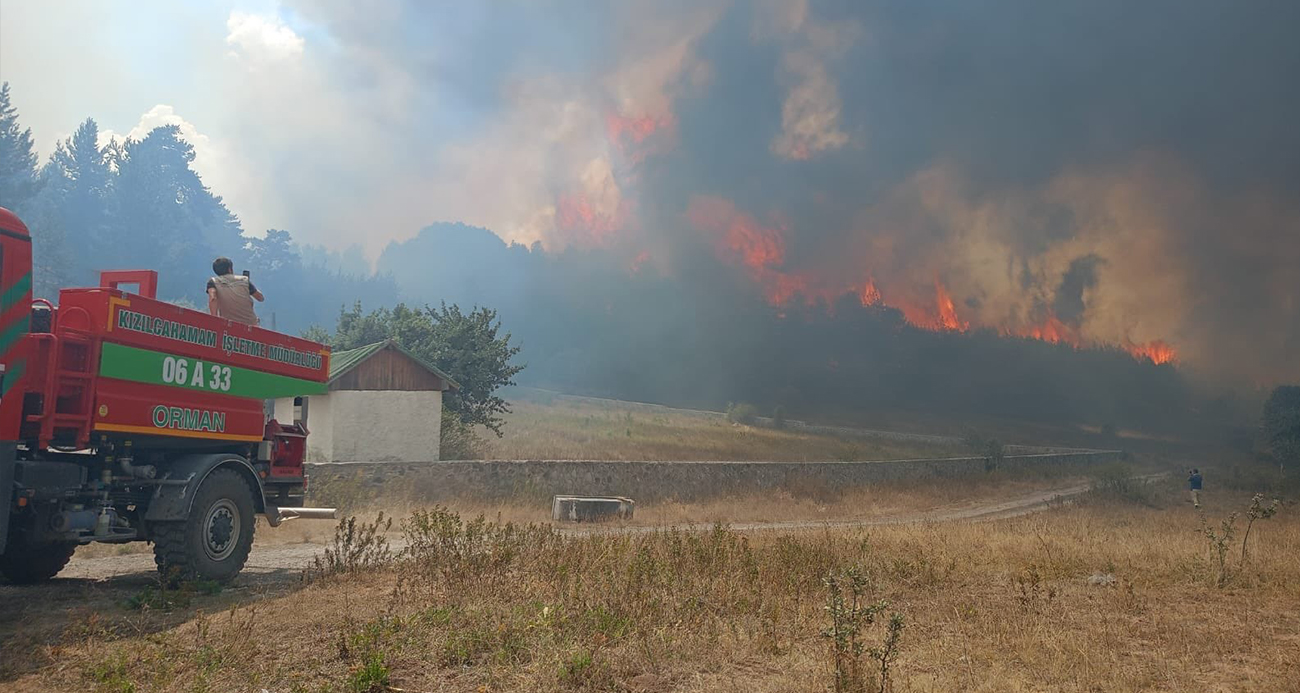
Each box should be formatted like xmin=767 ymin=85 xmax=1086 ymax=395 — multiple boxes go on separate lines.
xmin=144 ymin=453 xmax=266 ymax=522
xmin=0 ymin=440 xmax=14 ymax=554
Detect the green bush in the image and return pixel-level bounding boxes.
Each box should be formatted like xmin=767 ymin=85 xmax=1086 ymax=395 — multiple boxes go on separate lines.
xmin=726 ymin=402 xmax=758 ymax=425
xmin=962 ymin=428 xmax=1005 ymax=471
xmin=440 ymin=406 xmax=485 ymax=460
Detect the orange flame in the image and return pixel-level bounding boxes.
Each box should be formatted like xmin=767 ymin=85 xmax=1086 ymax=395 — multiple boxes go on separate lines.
xmin=1009 ymin=313 xmax=1083 ymax=347
xmin=1126 ymin=339 xmax=1178 ymax=365
xmin=556 ymin=193 xmax=622 ymax=247
xmin=684 ymin=196 xmax=1177 ymax=366
xmin=935 ymin=281 xmax=968 ymax=332
xmin=858 ymin=280 xmax=881 ymax=306
xmin=891 ymin=281 xmax=969 ymax=332
xmin=606 ymin=111 xmax=675 ymax=164
xmin=687 ymin=196 xmax=786 ymax=270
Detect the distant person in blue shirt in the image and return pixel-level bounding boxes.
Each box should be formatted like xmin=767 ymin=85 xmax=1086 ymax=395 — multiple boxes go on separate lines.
xmin=1188 ymin=469 xmax=1202 ymax=508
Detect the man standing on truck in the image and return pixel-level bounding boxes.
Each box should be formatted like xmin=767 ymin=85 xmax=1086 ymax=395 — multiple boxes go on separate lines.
xmin=207 ymin=256 xmax=263 ymax=325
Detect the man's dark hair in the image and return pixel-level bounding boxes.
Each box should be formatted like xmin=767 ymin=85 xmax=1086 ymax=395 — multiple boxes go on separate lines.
xmin=1192 ymin=468 xmax=1199 ymax=473
xmin=213 ymin=257 xmax=234 ymax=276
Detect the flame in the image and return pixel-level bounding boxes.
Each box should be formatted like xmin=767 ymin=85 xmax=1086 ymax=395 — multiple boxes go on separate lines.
xmin=890 ymin=281 xmax=969 ymax=332
xmin=687 ymin=196 xmax=787 ymax=270
xmin=606 ymin=111 xmax=675 ymax=165
xmin=1126 ymin=339 xmax=1178 ymax=365
xmin=555 ymin=194 xmax=621 ymax=246
xmin=685 ymin=196 xmax=1177 ymax=366
xmin=719 ymin=212 xmax=785 ymax=270
xmin=934 ymin=281 xmax=968 ymax=331
xmin=1008 ymin=313 xmax=1083 ymax=347
xmin=858 ymin=280 xmax=881 ymax=306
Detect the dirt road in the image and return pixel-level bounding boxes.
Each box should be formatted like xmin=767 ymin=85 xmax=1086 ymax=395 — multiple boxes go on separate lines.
xmin=52 ymin=478 xmax=1096 ymax=583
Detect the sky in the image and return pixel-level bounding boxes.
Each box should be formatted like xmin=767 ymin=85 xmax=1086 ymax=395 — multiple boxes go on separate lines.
xmin=3 ymin=0 xmax=1300 ymax=384
xmin=1 ymin=0 xmax=652 ymax=253
xmin=2 ymin=0 xmax=485 ymax=249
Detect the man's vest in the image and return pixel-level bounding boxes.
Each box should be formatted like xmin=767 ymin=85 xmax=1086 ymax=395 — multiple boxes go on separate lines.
xmin=210 ymin=274 xmax=258 ymax=325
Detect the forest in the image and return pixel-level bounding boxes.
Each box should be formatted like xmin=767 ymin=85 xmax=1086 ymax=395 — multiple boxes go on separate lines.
xmin=0 ymin=83 xmax=1211 ymax=433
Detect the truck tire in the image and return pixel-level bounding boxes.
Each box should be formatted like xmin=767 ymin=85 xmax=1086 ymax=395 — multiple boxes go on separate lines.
xmin=0 ymin=541 xmax=77 ymax=584
xmin=152 ymin=468 xmax=256 ymax=584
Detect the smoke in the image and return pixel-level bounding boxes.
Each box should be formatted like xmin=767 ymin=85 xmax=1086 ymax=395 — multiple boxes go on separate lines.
xmin=20 ymin=0 xmax=1289 ymax=389
xmin=263 ymin=0 xmax=1300 ymax=387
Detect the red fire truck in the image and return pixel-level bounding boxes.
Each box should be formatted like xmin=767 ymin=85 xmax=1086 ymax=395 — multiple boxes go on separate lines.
xmin=0 ymin=207 xmax=334 ymax=584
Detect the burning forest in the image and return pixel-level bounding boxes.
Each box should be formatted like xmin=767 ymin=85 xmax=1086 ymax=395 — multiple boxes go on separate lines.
xmin=352 ymin=0 xmax=1300 ymax=432
xmin=9 ymin=0 xmax=1300 ymax=433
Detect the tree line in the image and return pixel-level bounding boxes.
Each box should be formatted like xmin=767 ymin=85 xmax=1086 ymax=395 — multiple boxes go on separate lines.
xmin=0 ymin=83 xmax=395 ymax=331
xmin=5 ymin=81 xmax=1290 ymax=446
xmin=1 ymin=84 xmax=522 ymax=451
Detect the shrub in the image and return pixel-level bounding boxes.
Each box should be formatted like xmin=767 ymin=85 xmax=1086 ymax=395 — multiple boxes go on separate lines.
xmin=1239 ymin=493 xmax=1281 ymax=567
xmin=342 ymin=618 xmax=398 ymax=693
xmin=400 ymin=506 xmax=558 ymax=587
xmin=821 ymin=565 xmax=904 ymax=693
xmin=124 ymin=577 xmax=221 ymax=612
xmin=306 ymin=514 xmax=394 ymax=580
xmin=347 ymin=650 xmax=390 ymax=693
xmin=1201 ymin=512 xmax=1237 ymax=588
xmin=558 ymin=649 xmax=613 ymax=689
xmin=1220 ymin=458 xmax=1300 ymax=497
xmin=440 ymin=406 xmax=485 ymax=460
xmin=1085 ymin=462 xmax=1160 ymax=507
xmin=726 ymin=402 xmax=758 ymax=425
xmin=962 ymin=429 xmax=1005 ymax=471
xmin=1262 ymin=385 xmax=1300 ymax=472
xmin=86 ymin=654 xmax=136 ymax=693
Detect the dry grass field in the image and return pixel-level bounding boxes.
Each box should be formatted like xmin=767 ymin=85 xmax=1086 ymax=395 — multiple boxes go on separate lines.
xmin=6 ymin=474 xmax=1297 ymax=693
xmin=484 ymin=393 xmax=967 ymax=461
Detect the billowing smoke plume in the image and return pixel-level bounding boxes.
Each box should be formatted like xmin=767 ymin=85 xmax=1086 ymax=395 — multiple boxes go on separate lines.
xmin=291 ymin=0 xmax=1300 ymax=392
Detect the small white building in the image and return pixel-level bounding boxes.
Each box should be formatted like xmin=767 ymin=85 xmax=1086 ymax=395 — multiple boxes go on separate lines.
xmin=274 ymin=340 xmax=459 ymax=463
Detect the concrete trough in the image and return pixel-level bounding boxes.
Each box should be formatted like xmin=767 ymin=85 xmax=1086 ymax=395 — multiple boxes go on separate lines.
xmin=552 ymin=495 xmax=635 ymax=523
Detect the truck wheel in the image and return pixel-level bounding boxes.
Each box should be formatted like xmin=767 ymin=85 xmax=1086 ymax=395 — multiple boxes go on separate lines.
xmin=152 ymin=469 xmax=256 ymax=584
xmin=0 ymin=541 xmax=77 ymax=584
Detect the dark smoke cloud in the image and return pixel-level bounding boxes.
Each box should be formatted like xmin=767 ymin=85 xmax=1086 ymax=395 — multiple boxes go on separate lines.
xmin=291 ymin=0 xmax=1300 ymax=388
xmin=1053 ymin=256 xmax=1103 ymax=326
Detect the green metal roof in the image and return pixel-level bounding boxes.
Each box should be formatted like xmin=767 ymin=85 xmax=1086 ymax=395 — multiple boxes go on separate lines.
xmin=328 ymin=339 xmax=460 ymax=389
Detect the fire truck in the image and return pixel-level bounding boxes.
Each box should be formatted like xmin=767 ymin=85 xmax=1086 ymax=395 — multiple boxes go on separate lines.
xmin=0 ymin=207 xmax=334 ymax=584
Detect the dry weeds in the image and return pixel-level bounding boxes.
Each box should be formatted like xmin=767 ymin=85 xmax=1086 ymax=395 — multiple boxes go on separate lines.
xmin=7 ymin=486 xmax=1296 ymax=693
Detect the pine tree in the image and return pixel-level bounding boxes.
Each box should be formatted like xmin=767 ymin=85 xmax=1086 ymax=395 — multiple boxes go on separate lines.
xmin=29 ymin=119 xmax=115 ymax=293
xmin=113 ymin=125 xmax=244 ymax=301
xmin=0 ymin=82 xmax=42 ymax=213
xmin=247 ymin=229 xmax=301 ymax=273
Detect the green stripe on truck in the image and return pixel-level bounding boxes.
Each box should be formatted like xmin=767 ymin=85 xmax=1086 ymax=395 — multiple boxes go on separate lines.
xmin=99 ymin=341 xmax=328 ymax=400
xmin=0 ymin=272 xmax=31 ymax=311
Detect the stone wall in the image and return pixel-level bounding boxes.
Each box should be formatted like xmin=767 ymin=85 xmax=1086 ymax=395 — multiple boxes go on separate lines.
xmin=305 ymin=451 xmax=1124 ymax=504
